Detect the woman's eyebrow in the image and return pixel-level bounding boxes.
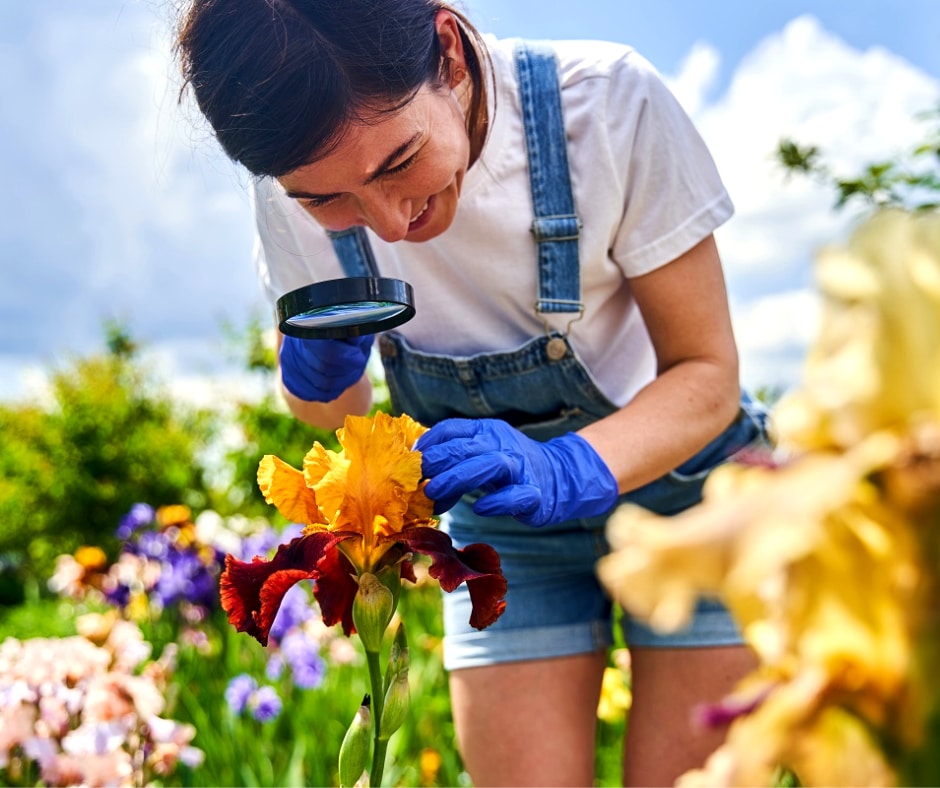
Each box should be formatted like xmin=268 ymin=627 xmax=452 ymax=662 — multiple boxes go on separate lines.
xmin=283 ymin=131 xmax=423 ymax=201
xmin=363 ymin=131 xmax=423 ymax=184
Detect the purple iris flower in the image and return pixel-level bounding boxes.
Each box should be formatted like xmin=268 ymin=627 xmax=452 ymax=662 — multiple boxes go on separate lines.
xmin=134 ymin=530 xmax=170 ymax=561
xmin=225 ymin=674 xmax=257 ymax=714
xmin=265 ymin=652 xmax=285 ymax=681
xmin=115 ymin=503 xmax=155 ymax=539
xmin=268 ymin=584 xmax=315 ymax=642
xmin=155 ymin=549 xmax=214 ymax=609
xmin=103 ymin=582 xmax=131 ymax=608
xmin=279 ymin=631 xmax=326 ymax=689
xmin=249 ymin=685 xmax=282 ymax=723
xmin=238 ymin=523 xmax=304 ymax=563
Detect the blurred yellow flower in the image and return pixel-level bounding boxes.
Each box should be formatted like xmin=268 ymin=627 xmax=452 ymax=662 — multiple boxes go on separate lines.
xmin=775 ymin=211 xmax=940 ymax=451
xmin=74 ymin=545 xmax=107 ymax=571
xmin=597 ymin=210 xmax=940 ymax=786
xmin=419 ymin=747 xmax=442 ymax=786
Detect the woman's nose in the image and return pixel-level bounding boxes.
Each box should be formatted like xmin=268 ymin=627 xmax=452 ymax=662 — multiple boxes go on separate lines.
xmin=359 ymin=193 xmax=412 ymax=243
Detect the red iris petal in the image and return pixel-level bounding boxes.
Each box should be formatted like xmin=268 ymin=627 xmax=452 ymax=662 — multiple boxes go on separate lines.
xmin=397 ymin=526 xmax=507 ymax=630
xmin=220 ymin=531 xmax=347 ymax=645
xmin=312 ymin=543 xmax=360 ymax=636
xmin=400 ymin=558 xmax=418 ymax=585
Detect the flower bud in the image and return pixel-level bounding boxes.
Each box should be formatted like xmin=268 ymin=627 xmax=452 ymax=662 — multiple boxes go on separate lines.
xmin=352 ymin=572 xmax=394 ymax=653
xmin=338 ymin=695 xmax=371 ymax=788
xmin=380 ymin=669 xmax=410 ymax=741
xmin=386 ymin=623 xmax=410 ymax=682
xmin=375 ymin=562 xmax=404 ymax=609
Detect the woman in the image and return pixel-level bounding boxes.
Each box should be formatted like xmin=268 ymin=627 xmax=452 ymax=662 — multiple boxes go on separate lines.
xmin=177 ymin=2 xmax=768 ymax=784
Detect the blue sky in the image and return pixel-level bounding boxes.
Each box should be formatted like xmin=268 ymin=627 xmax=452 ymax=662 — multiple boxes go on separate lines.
xmin=469 ymin=0 xmax=940 ymax=93
xmin=1 ymin=1 xmax=938 ymax=405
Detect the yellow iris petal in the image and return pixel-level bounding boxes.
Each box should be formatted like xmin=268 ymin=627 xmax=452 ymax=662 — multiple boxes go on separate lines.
xmin=303 ymin=443 xmax=350 ymax=525
xmin=334 ymin=412 xmax=424 ymax=536
xmin=260 ymin=412 xmax=436 ymax=571
xmin=257 ymin=454 xmax=326 ymax=526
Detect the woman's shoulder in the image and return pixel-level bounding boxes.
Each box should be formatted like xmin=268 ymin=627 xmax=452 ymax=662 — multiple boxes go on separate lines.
xmin=483 ymin=35 xmax=671 ymax=138
xmin=485 ymin=34 xmax=660 ymax=90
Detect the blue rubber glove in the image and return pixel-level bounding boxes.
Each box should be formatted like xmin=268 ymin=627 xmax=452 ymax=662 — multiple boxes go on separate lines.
xmin=416 ymin=418 xmax=620 ymax=527
xmin=279 ymin=334 xmax=374 ymax=402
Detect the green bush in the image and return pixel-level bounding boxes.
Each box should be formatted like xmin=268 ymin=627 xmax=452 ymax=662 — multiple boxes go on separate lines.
xmin=0 ymin=324 xmax=214 ymax=583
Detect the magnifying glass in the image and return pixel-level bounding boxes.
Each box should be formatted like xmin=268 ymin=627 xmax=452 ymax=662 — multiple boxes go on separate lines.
xmin=276 ymin=277 xmax=416 ymax=339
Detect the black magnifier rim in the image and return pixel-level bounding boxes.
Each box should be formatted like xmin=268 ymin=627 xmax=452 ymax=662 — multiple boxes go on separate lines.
xmin=276 ymin=276 xmax=416 ymax=339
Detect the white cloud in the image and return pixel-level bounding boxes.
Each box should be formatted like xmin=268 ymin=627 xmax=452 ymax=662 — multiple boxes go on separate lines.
xmin=664 ymin=41 xmax=721 ymax=118
xmin=0 ymin=3 xmax=262 ymax=366
xmin=666 ymin=14 xmax=940 ymax=390
xmin=697 ymin=15 xmax=938 ymax=274
xmin=731 ymin=288 xmax=820 ymax=391
xmin=141 ymin=338 xmax=271 ymax=410
xmin=0 ymin=356 xmax=53 ymax=407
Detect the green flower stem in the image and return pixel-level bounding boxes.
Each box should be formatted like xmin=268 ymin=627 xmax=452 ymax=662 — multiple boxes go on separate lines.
xmin=366 ymin=649 xmax=389 ymax=786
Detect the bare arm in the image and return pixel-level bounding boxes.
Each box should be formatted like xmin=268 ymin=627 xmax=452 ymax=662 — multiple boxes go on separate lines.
xmin=275 ymin=330 xmax=374 ymax=430
xmin=578 ymin=234 xmax=740 ymax=493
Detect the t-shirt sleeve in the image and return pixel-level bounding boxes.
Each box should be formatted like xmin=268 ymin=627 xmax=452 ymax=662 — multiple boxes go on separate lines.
xmin=251 ymin=177 xmax=344 ymax=307
xmin=606 ymin=51 xmax=733 ymax=276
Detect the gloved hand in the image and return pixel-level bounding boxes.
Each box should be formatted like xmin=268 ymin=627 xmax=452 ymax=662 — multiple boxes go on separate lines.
xmin=416 ymin=418 xmax=620 ymax=527
xmin=279 ymin=334 xmax=374 ymax=402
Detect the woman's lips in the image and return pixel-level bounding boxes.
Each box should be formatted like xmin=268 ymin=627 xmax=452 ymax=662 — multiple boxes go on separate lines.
xmin=407 ymin=196 xmax=433 ymax=232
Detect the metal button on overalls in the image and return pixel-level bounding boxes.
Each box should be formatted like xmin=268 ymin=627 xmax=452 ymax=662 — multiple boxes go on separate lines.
xmin=546 ymin=336 xmax=568 ymax=361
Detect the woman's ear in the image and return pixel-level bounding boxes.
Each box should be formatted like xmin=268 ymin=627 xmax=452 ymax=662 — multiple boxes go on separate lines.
xmin=435 ymin=9 xmax=467 ymax=86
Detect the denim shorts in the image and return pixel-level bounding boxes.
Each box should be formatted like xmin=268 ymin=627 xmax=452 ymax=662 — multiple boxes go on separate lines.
xmin=440 ymin=396 xmax=770 ymax=671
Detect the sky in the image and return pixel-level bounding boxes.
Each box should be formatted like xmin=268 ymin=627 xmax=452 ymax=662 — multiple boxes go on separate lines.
xmin=1 ymin=1 xmax=938 ymax=407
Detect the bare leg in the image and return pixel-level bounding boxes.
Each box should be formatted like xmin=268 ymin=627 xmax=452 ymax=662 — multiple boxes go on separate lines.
xmin=623 ymin=645 xmax=757 ymax=787
xmin=449 ymin=652 xmax=607 ymax=787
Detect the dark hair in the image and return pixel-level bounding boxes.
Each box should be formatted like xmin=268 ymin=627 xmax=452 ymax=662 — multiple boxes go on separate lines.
xmin=176 ymin=0 xmax=488 ymax=177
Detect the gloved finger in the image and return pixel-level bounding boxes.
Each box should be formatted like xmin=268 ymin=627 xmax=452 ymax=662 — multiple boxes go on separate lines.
xmin=311 ymin=343 xmax=370 ymax=370
xmin=282 ymin=361 xmax=365 ymax=401
xmin=309 ymin=352 xmax=364 ymax=375
xmin=415 ymin=419 xmax=483 ymax=452
xmin=420 ymin=435 xmax=502 ymax=476
xmin=430 ymin=491 xmax=464 ymax=516
xmin=316 ymin=366 xmax=367 ymax=393
xmin=343 ymin=334 xmax=375 ymax=352
xmin=424 ymin=452 xmax=522 ymax=504
xmin=473 ymin=485 xmax=541 ymax=520
xmin=282 ymin=335 xmax=371 ymax=363
xmin=332 ymin=334 xmax=374 ymax=356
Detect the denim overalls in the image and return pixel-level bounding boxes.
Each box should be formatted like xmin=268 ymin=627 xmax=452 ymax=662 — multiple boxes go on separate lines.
xmin=329 ymin=42 xmax=769 ymax=669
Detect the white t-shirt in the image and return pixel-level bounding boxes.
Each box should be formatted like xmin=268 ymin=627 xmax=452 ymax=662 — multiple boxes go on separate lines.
xmin=252 ymin=36 xmax=733 ymax=408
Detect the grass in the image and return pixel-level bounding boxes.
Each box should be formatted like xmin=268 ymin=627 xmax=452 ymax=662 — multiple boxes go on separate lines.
xmin=0 ymin=578 xmax=630 ymax=787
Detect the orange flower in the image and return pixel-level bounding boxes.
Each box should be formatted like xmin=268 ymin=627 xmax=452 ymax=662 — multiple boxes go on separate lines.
xmin=221 ymin=412 xmax=507 ymax=645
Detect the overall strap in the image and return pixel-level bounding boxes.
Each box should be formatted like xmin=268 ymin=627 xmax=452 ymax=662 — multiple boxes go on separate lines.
xmin=327 ymin=227 xmax=379 ymax=278
xmin=329 ymin=44 xmax=583 ymax=317
xmin=514 ymin=41 xmax=583 ymax=316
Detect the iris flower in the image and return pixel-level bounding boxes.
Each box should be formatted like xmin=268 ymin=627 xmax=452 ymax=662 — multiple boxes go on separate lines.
xmin=597 ymin=211 xmax=940 ymax=787
xmin=220 ymin=412 xmax=507 ymax=646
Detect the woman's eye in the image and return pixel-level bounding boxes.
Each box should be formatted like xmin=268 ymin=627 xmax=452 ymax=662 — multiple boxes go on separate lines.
xmin=302 ymin=195 xmax=338 ymax=210
xmin=386 ymin=153 xmax=419 ymax=175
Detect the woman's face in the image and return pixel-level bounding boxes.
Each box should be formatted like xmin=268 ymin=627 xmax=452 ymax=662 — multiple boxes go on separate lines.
xmin=278 ymin=83 xmax=472 ymax=244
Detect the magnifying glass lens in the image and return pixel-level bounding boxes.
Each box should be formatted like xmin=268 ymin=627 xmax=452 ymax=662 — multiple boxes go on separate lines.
xmin=286 ymin=302 xmax=410 ymax=329
xmin=277 ymin=277 xmax=415 ymax=339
